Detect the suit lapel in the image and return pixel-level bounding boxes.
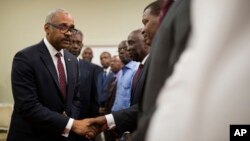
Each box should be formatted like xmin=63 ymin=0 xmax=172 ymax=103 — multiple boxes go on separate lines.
xmin=64 ymin=50 xmax=75 ymax=103
xmin=131 ymin=58 xmax=150 ymax=105
xmin=39 ymin=41 xmax=60 ymax=90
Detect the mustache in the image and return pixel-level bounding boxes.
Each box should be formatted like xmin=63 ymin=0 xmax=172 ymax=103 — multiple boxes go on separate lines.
xmin=62 ymin=38 xmax=70 ymax=42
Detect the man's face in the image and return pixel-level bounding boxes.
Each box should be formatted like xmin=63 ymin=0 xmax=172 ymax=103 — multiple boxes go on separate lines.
xmin=142 ymin=8 xmax=160 ymax=46
xmin=127 ymin=31 xmax=146 ymax=62
xmin=45 ymin=12 xmax=75 ymax=51
xmin=110 ymin=56 xmax=123 ymax=74
xmin=82 ymin=48 xmax=93 ymax=62
xmin=68 ymin=34 xmax=83 ymax=57
xmin=100 ymin=53 xmax=111 ymax=69
xmin=118 ymin=41 xmax=131 ymax=65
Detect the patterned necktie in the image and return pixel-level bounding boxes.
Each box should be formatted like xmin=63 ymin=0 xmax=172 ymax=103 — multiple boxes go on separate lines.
xmin=55 ymin=52 xmax=66 ymax=99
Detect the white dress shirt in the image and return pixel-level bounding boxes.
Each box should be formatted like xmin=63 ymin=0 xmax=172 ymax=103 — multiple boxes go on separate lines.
xmin=44 ymin=37 xmax=73 ymax=137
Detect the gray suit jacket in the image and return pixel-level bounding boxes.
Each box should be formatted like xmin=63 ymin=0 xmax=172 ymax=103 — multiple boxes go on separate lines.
xmin=130 ymin=0 xmax=191 ymax=140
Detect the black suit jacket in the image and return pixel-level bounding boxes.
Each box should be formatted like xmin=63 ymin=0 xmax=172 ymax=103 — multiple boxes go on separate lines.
xmin=71 ymin=59 xmax=99 ymax=141
xmin=130 ymin=58 xmax=150 ymax=106
xmin=92 ymin=63 xmax=103 ymax=84
xmin=130 ymin=0 xmax=191 ymax=140
xmin=97 ymin=70 xmax=115 ymax=107
xmin=112 ymin=58 xmax=150 ymax=135
xmin=7 ymin=40 xmax=80 ymax=141
xmin=78 ymin=59 xmax=99 ymax=118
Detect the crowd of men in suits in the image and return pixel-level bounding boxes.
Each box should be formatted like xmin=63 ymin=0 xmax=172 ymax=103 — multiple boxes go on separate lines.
xmin=7 ymin=0 xmax=250 ymax=141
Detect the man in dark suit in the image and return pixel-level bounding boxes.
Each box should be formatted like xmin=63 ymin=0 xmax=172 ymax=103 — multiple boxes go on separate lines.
xmin=81 ymin=46 xmax=103 ymax=83
xmin=7 ymin=9 xmax=96 ymax=141
xmin=81 ymin=47 xmax=93 ymax=63
xmin=67 ymin=30 xmax=100 ymax=141
xmin=67 ymin=29 xmax=99 ymax=119
xmin=127 ymin=29 xmax=149 ymax=106
xmin=87 ymin=0 xmax=189 ymax=140
xmin=97 ymin=52 xmax=114 ymax=115
xmin=131 ymin=0 xmax=191 ymax=140
xmin=89 ymin=28 xmax=149 ymax=137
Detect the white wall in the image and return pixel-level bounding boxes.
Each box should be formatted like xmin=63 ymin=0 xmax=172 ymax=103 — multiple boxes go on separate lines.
xmin=86 ymin=45 xmax=118 ymax=66
xmin=0 ymin=0 xmax=153 ymax=103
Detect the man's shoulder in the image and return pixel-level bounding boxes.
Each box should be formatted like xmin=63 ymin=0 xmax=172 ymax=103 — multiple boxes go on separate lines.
xmin=126 ymin=61 xmax=139 ymax=71
xmin=79 ymin=59 xmax=92 ymax=65
xmin=92 ymin=63 xmax=103 ymax=72
xmin=15 ymin=40 xmax=44 ymax=58
xmin=64 ymin=49 xmax=78 ymax=62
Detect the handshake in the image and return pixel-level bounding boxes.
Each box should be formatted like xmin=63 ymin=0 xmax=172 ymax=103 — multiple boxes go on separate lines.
xmin=71 ymin=116 xmax=109 ymax=139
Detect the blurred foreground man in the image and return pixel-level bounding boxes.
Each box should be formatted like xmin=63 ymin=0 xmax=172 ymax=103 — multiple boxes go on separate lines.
xmin=147 ymin=0 xmax=250 ymax=140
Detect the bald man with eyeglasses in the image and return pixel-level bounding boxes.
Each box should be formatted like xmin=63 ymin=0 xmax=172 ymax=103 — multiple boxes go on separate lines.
xmin=7 ymin=9 xmax=97 ymax=141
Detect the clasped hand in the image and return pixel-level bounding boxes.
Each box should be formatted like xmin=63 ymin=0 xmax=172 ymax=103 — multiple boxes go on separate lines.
xmin=72 ymin=116 xmax=108 ymax=139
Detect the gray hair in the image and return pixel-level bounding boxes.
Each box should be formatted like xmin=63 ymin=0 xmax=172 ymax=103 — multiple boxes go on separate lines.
xmin=45 ymin=8 xmax=68 ymax=23
xmin=74 ymin=29 xmax=84 ymax=38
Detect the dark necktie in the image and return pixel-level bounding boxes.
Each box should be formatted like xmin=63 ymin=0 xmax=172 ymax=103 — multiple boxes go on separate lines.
xmin=106 ymin=76 xmax=118 ymax=113
xmin=160 ymin=0 xmax=174 ymax=22
xmin=132 ymin=64 xmax=144 ymax=92
xmin=55 ymin=52 xmax=66 ymax=99
xmin=102 ymin=70 xmax=107 ymax=84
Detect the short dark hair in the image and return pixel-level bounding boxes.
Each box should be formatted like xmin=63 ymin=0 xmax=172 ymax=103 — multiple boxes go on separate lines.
xmin=101 ymin=51 xmax=111 ymax=58
xmin=144 ymin=0 xmax=164 ymax=16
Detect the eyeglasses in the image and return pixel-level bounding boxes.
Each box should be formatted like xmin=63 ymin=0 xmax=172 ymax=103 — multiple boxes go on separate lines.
xmin=47 ymin=23 xmax=77 ymax=34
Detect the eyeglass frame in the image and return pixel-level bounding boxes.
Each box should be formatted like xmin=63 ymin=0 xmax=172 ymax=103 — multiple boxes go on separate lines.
xmin=47 ymin=23 xmax=78 ymax=34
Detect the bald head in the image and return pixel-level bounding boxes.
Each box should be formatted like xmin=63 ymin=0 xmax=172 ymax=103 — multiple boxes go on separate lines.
xmin=127 ymin=28 xmax=148 ymax=62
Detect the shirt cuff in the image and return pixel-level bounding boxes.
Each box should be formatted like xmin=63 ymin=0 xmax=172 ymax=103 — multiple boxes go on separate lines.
xmin=105 ymin=114 xmax=116 ymax=129
xmin=62 ymin=118 xmax=74 ymax=137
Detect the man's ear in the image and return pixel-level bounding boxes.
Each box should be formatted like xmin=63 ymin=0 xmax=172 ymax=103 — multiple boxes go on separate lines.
xmin=44 ymin=24 xmax=50 ymax=35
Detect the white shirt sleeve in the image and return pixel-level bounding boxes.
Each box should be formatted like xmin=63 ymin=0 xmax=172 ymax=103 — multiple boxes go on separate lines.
xmin=105 ymin=114 xmax=116 ymax=129
xmin=62 ymin=118 xmax=74 ymax=137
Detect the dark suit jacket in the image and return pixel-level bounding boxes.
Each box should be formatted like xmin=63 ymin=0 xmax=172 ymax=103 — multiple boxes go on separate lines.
xmin=92 ymin=63 xmax=103 ymax=84
xmin=71 ymin=59 xmax=99 ymax=141
xmin=112 ymin=58 xmax=150 ymax=135
xmin=130 ymin=58 xmax=150 ymax=106
xmin=78 ymin=59 xmax=99 ymax=118
xmin=97 ymin=70 xmax=115 ymax=107
xmin=130 ymin=0 xmax=191 ymax=140
xmin=105 ymin=76 xmax=117 ymax=114
xmin=112 ymin=104 xmax=139 ymax=135
xmin=7 ymin=40 xmax=80 ymax=141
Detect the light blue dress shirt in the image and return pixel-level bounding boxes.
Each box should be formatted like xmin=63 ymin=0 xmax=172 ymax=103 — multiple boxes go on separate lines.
xmin=111 ymin=61 xmax=139 ymax=112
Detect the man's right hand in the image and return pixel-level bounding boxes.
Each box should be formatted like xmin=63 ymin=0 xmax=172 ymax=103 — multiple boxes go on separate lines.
xmin=90 ymin=116 xmax=108 ymax=132
xmin=71 ymin=119 xmax=98 ymax=139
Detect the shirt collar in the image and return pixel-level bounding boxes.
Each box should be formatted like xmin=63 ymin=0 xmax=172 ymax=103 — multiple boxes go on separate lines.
xmin=104 ymin=67 xmax=111 ymax=73
xmin=141 ymin=54 xmax=149 ymax=65
xmin=125 ymin=61 xmax=137 ymax=69
xmin=43 ymin=37 xmax=64 ymax=58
